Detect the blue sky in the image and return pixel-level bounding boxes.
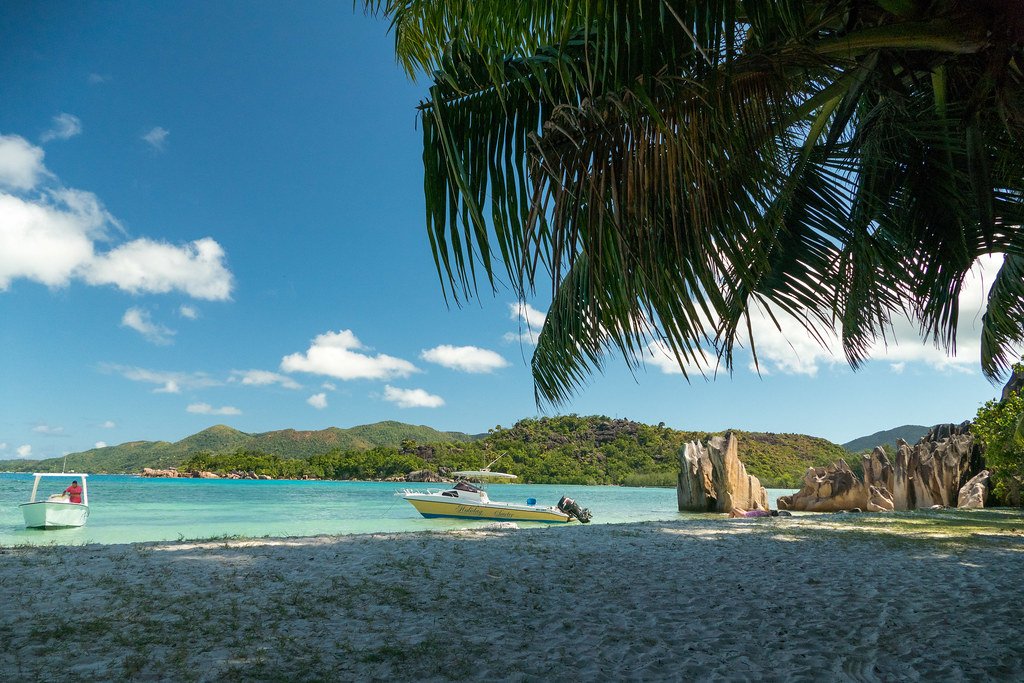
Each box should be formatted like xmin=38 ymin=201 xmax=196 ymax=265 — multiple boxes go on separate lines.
xmin=0 ymin=2 xmax=1011 ymax=461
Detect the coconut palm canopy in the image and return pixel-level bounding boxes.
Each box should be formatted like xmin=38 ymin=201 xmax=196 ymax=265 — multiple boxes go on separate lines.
xmin=366 ymin=0 xmax=1024 ymax=404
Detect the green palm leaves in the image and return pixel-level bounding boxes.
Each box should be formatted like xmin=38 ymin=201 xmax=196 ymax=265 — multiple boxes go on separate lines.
xmin=367 ymin=0 xmax=1024 ymax=404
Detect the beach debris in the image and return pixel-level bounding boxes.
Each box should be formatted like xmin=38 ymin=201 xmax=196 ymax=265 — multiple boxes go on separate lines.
xmin=478 ymin=522 xmax=519 ymax=530
xmin=677 ymin=432 xmax=768 ymax=512
xmin=958 ymin=470 xmax=991 ymax=509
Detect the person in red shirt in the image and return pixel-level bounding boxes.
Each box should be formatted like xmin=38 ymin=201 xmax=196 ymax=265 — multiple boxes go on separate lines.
xmin=64 ymin=480 xmax=83 ymax=504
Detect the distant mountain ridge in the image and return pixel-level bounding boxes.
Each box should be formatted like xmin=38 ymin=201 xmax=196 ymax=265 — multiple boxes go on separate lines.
xmin=0 ymin=421 xmax=479 ymax=474
xmin=842 ymin=425 xmax=931 ymax=453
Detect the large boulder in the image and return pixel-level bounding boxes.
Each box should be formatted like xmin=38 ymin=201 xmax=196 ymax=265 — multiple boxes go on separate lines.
xmin=677 ymin=432 xmax=768 ymax=512
xmin=406 ymin=469 xmax=445 ymax=483
xmin=141 ymin=467 xmax=178 ymax=478
xmin=957 ymin=469 xmax=991 ymax=509
xmin=891 ymin=428 xmax=976 ymax=509
xmin=776 ymin=459 xmax=892 ymax=512
xmin=678 ymin=441 xmax=715 ymax=511
xmin=779 ymin=422 xmax=985 ymax=512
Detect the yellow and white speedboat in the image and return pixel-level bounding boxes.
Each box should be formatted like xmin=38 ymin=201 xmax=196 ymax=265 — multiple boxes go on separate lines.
xmin=402 ymin=471 xmax=591 ymax=523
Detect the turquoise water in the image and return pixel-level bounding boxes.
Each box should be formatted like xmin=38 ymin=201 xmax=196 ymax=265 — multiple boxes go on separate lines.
xmin=0 ymin=474 xmax=795 ymax=546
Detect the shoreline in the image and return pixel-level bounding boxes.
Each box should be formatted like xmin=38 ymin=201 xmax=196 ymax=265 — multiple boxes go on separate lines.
xmin=3 ymin=510 xmax=1022 ymax=680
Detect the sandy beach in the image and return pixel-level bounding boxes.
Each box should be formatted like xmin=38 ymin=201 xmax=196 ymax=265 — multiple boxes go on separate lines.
xmin=3 ymin=510 xmax=1023 ymax=681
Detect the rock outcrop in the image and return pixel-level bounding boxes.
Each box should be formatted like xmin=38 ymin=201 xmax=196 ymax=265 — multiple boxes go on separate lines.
xmin=406 ymin=469 xmax=445 ymax=483
xmin=776 ymin=459 xmax=895 ymax=512
xmin=891 ymin=423 xmax=979 ymax=509
xmin=141 ymin=467 xmax=179 ymax=478
xmin=678 ymin=432 xmax=768 ymax=512
xmin=958 ymin=470 xmax=991 ymax=509
xmin=779 ymin=422 xmax=985 ymax=512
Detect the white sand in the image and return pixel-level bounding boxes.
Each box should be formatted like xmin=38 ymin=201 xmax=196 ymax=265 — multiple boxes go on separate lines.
xmin=2 ymin=511 xmax=1023 ymax=681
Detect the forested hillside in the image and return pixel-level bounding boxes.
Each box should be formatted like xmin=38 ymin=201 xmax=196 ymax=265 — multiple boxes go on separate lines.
xmin=2 ymin=416 xmax=845 ymax=488
xmin=0 ymin=422 xmax=477 ymax=474
xmin=179 ymin=417 xmax=842 ymax=488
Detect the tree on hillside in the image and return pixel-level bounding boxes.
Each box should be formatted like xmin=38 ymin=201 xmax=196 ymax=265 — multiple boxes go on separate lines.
xmin=366 ymin=1 xmax=1024 ymax=403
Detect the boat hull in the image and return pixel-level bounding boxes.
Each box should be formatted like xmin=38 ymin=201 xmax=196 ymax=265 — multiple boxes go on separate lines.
xmin=20 ymin=502 xmax=89 ymax=529
xmin=405 ymin=496 xmax=570 ymax=523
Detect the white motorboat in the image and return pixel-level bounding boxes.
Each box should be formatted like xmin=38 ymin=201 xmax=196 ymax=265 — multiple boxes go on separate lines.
xmin=402 ymin=470 xmax=591 ymax=523
xmin=20 ymin=473 xmax=90 ymax=529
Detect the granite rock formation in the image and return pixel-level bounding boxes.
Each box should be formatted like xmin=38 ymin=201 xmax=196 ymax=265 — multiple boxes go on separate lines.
xmin=678 ymin=432 xmax=768 ymax=512
xmin=957 ymin=469 xmax=991 ymax=508
xmin=778 ymin=422 xmax=985 ymax=512
xmin=891 ymin=423 xmax=979 ymax=509
xmin=776 ymin=459 xmax=895 ymax=512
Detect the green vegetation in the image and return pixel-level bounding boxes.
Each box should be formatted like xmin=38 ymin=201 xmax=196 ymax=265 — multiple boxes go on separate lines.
xmin=174 ymin=416 xmax=841 ymax=488
xmin=973 ymin=373 xmax=1024 ymax=505
xmin=1 ymin=416 xmax=846 ymax=487
xmin=367 ymin=1 xmax=1024 ymax=405
xmin=0 ymin=422 xmax=477 ymax=474
xmin=841 ymin=426 xmax=930 ymax=453
xmin=733 ymin=433 xmax=848 ymax=488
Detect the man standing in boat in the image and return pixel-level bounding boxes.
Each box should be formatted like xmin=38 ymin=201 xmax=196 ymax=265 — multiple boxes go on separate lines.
xmin=64 ymin=480 xmax=83 ymax=504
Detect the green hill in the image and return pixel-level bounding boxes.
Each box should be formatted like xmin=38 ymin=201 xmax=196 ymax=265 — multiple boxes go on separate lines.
xmin=842 ymin=425 xmax=931 ymax=453
xmin=176 ymin=416 xmax=842 ymax=488
xmin=0 ymin=416 xmax=846 ymax=487
xmin=0 ymin=422 xmax=478 ymax=474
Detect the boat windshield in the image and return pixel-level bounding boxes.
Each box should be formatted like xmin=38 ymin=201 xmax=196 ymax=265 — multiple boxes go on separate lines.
xmin=453 ymin=480 xmax=482 ymax=493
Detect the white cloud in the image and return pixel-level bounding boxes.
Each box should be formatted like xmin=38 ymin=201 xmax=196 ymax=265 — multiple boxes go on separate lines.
xmin=121 ymin=307 xmax=175 ymax=345
xmin=31 ymin=424 xmax=64 ymax=435
xmin=94 ymin=441 xmax=107 ymax=449
xmin=890 ymin=362 xmax=906 ymax=374
xmin=87 ymin=73 xmax=109 ymax=84
xmin=0 ymin=135 xmax=234 ymax=299
xmin=307 ymin=393 xmax=328 ymax=409
xmin=186 ymin=403 xmax=241 ymax=416
xmin=85 ymin=237 xmax=233 ymax=300
xmin=421 ymin=344 xmax=509 ymax=373
xmin=743 ymin=303 xmax=838 ymax=377
xmin=382 ymin=385 xmax=445 ymax=408
xmin=0 ymin=443 xmax=6 ymax=450
xmin=179 ymin=304 xmax=198 ymax=319
xmin=16 ymin=444 xmax=32 ymax=458
xmin=101 ymin=420 xmax=116 ymax=429
xmin=645 ymin=340 xmax=715 ymax=377
xmin=505 ymin=302 xmax=546 ymax=345
xmin=142 ymin=126 xmax=169 ymax=151
xmin=230 ymin=369 xmax=301 ymax=390
xmin=0 ymin=191 xmax=106 ymax=290
xmin=0 ymin=134 xmax=47 ymax=191
xmin=102 ymin=364 xmax=221 ymax=394
xmin=322 ymin=381 xmax=337 ymax=391
xmin=281 ymin=330 xmax=418 ymax=381
xmin=41 ymin=113 xmax=82 ymax=143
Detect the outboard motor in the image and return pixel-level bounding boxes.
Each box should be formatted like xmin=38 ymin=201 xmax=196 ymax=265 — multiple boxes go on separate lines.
xmin=557 ymin=496 xmax=592 ymax=523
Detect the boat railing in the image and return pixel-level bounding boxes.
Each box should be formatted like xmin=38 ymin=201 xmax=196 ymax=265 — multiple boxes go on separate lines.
xmin=397 ymin=487 xmax=446 ymax=497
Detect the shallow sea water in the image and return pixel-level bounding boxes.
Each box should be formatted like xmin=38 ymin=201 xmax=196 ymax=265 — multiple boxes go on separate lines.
xmin=0 ymin=473 xmax=795 ymax=545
